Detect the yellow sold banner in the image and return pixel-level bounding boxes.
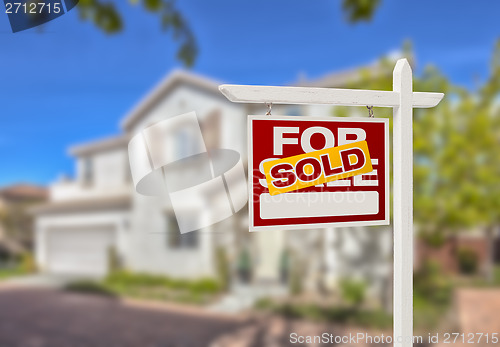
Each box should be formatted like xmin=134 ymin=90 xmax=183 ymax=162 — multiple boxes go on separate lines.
xmin=263 ymin=140 xmax=373 ymax=196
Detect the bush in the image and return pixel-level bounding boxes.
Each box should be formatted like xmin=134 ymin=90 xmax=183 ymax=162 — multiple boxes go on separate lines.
xmin=413 ymin=260 xmax=453 ymax=330
xmin=107 ymin=246 xmax=122 ymax=273
xmin=254 ymin=297 xmax=274 ymax=310
xmin=215 ymin=247 xmax=230 ymax=292
xmin=279 ymin=249 xmax=290 ymax=284
xmin=65 ymin=281 xmax=117 ymax=297
xmin=339 ymin=278 xmax=366 ymax=306
xmin=289 ymin=262 xmax=303 ymax=296
xmin=414 ymin=260 xmax=452 ymax=305
xmin=494 ymin=265 xmax=500 ymax=285
xmin=457 ymin=247 xmax=478 ymax=275
xmin=236 ymin=248 xmax=252 ymax=283
xmin=287 ymin=251 xmax=304 ymax=296
xmin=19 ymin=252 xmax=37 ymax=273
xmin=66 ymin=271 xmax=222 ymax=305
xmin=105 ymin=271 xmax=221 ymax=295
xmin=255 ymin=300 xmax=392 ymax=329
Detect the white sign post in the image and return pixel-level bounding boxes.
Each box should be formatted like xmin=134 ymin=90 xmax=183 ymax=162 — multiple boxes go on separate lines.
xmin=219 ymin=59 xmax=444 ymax=347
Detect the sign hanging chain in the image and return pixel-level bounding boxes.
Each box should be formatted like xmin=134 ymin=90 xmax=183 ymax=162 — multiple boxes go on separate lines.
xmin=366 ymin=105 xmax=374 ymax=118
xmin=266 ymin=103 xmax=272 ymax=115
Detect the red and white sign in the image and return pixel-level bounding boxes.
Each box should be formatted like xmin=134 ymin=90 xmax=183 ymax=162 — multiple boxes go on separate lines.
xmin=248 ymin=115 xmax=389 ymax=231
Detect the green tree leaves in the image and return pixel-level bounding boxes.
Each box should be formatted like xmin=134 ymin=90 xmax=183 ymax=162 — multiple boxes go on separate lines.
xmin=342 ymin=0 xmax=381 ymax=23
xmin=333 ymin=42 xmax=500 ymax=244
xmin=77 ymin=0 xmax=197 ymax=67
xmin=76 ymin=1 xmax=382 ymax=66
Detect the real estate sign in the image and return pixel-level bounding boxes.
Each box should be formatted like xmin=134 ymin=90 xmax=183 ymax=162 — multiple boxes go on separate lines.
xmin=248 ymin=115 xmax=389 ymax=231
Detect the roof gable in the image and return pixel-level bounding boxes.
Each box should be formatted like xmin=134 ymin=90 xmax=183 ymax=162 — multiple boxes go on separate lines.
xmin=121 ymin=70 xmax=224 ymax=131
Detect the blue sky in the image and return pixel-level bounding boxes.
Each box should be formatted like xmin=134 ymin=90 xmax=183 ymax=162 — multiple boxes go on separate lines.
xmin=0 ymin=0 xmax=498 ymax=186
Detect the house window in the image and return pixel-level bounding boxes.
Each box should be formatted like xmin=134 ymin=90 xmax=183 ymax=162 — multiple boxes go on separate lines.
xmin=177 ymin=129 xmax=191 ymax=159
xmin=166 ymin=214 xmax=198 ymax=249
xmin=82 ymin=157 xmax=94 ymax=186
xmin=201 ymin=109 xmax=221 ymax=151
xmin=125 ymin=158 xmax=132 ymax=183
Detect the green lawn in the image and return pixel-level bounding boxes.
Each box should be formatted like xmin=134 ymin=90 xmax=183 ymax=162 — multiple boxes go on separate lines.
xmin=66 ymin=271 xmax=222 ymax=305
xmin=0 ymin=266 xmax=30 ymax=280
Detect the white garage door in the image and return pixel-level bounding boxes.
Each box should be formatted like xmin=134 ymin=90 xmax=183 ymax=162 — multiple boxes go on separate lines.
xmin=46 ymin=227 xmax=115 ymax=276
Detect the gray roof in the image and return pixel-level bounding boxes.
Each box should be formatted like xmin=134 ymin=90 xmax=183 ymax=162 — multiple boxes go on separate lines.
xmin=31 ymin=195 xmax=131 ymax=215
xmin=69 ymin=134 xmax=130 ymax=157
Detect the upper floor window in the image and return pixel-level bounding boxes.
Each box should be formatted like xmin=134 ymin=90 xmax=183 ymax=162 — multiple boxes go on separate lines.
xmin=82 ymin=157 xmax=94 ymax=186
xmin=201 ymin=109 xmax=221 ymax=151
xmin=125 ymin=158 xmax=132 ymax=183
xmin=176 ymin=129 xmax=192 ymax=159
xmin=166 ymin=214 xmax=198 ymax=249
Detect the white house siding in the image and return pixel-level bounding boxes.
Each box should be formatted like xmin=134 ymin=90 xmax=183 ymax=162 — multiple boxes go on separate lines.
xmin=123 ymin=83 xmax=248 ymax=279
xmin=321 ymin=226 xmax=392 ymax=299
xmin=52 ymin=148 xmax=130 ymax=202
xmin=35 ymin=210 xmax=129 ymax=276
xmin=127 ymin=193 xmax=215 ymax=279
xmin=130 ymin=84 xmax=247 ymax=161
xmin=90 ymin=148 xmax=130 ymax=188
xmin=50 ymin=183 xmax=131 ymax=202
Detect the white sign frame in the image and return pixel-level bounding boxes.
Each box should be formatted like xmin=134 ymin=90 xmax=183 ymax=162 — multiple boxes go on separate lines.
xmin=247 ymin=115 xmax=390 ymax=231
xmin=219 ymin=59 xmax=444 ymax=347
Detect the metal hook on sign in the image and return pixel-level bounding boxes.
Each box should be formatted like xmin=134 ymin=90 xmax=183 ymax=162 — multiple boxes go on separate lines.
xmin=266 ymin=103 xmax=272 ymax=116
xmin=366 ymin=106 xmax=374 ymax=118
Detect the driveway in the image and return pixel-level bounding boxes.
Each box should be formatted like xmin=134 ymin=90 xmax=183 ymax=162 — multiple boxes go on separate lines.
xmin=3 ymin=274 xmax=93 ymax=288
xmin=0 ymin=288 xmax=245 ymax=347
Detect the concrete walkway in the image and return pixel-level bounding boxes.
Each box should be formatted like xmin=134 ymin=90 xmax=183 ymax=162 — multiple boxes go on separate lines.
xmin=456 ymin=288 xmax=500 ymax=334
xmin=209 ymin=282 xmax=288 ymax=314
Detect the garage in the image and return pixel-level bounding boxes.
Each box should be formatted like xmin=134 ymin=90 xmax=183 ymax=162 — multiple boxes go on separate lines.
xmin=45 ymin=227 xmax=115 ymax=277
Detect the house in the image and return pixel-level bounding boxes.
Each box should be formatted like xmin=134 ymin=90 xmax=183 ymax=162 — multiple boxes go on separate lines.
xmin=0 ymin=184 xmax=47 ymax=260
xmin=416 ymin=231 xmax=500 ymax=275
xmin=32 ymin=65 xmax=393 ymax=297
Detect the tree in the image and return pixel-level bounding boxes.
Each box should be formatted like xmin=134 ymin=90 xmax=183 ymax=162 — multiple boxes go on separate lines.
xmin=76 ymin=0 xmax=383 ymax=67
xmin=412 ymin=42 xmax=500 ymax=282
xmin=330 ymin=41 xmax=500 ymax=288
xmin=77 ymin=0 xmax=197 ymax=66
xmin=454 ymin=41 xmax=500 ymax=280
xmin=342 ymin=0 xmax=381 ymax=22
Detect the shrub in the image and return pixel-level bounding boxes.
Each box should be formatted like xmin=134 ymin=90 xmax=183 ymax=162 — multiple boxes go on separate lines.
xmin=65 ymin=281 xmax=117 ymax=297
xmin=107 ymin=246 xmax=122 ymax=273
xmin=457 ymin=247 xmax=478 ymax=275
xmin=215 ymin=247 xmax=230 ymax=292
xmin=279 ymin=249 xmax=290 ymax=284
xmin=494 ymin=265 xmax=500 ymax=285
xmin=254 ymin=297 xmax=274 ymax=310
xmin=189 ymin=278 xmax=221 ymax=294
xmin=255 ymin=300 xmax=392 ymax=329
xmin=19 ymin=252 xmax=37 ymax=273
xmin=236 ymin=248 xmax=252 ymax=283
xmin=414 ymin=260 xmax=452 ymax=305
xmin=105 ymin=271 xmax=220 ymax=294
xmin=289 ymin=262 xmax=303 ymax=296
xmin=339 ymin=278 xmax=366 ymax=307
